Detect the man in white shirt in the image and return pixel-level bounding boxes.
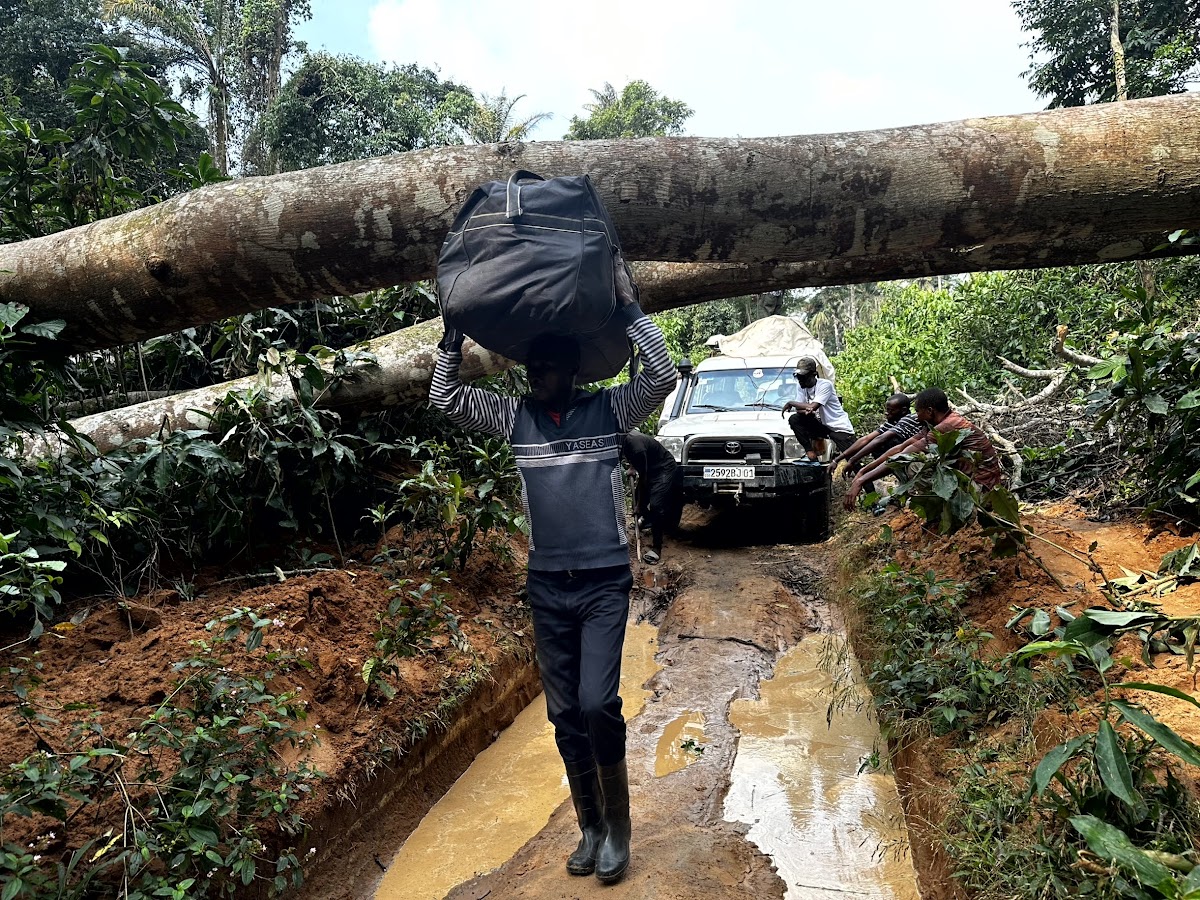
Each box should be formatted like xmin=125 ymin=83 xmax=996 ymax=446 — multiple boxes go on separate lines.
xmin=782 ymin=357 xmax=856 ymax=465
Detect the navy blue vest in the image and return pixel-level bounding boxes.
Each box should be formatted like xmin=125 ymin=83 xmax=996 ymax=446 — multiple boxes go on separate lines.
xmin=510 ymin=390 xmax=629 ymax=571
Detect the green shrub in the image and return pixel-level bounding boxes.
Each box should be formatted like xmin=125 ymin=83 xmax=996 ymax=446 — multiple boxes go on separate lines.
xmin=0 ymin=614 xmax=319 ymax=899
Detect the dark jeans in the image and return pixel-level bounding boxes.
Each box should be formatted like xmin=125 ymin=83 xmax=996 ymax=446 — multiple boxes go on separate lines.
xmin=636 ymin=469 xmax=683 ymax=553
xmin=527 ymin=564 xmax=633 ymax=767
xmin=788 ymin=412 xmax=855 ymax=456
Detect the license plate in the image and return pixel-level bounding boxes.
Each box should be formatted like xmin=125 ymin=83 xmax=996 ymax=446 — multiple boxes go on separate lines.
xmin=703 ymin=466 xmax=755 ymax=480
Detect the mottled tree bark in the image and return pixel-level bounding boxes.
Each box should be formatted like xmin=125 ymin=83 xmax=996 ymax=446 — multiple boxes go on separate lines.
xmin=29 ymin=259 xmax=856 ymax=455
xmin=3 ymin=93 xmax=1200 ymax=351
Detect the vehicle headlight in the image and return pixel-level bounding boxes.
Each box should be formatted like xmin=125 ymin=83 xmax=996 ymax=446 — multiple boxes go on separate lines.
xmin=659 ymin=435 xmax=684 ymax=462
xmin=783 ymin=437 xmax=804 ymax=460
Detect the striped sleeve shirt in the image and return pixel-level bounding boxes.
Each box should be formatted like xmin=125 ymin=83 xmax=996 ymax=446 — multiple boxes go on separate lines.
xmin=429 ymin=348 xmax=519 ymax=438
xmin=879 ymin=412 xmax=923 ymax=441
xmin=428 ymin=303 xmax=676 ymax=438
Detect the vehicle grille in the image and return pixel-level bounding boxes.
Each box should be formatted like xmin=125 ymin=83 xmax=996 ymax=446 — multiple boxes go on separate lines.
xmin=685 ymin=437 xmax=775 ymax=464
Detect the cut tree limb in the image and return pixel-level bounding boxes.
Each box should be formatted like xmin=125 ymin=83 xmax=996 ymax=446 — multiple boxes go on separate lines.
xmin=1053 ymin=325 xmax=1105 ymax=367
xmin=4 ymin=94 xmax=1200 ymax=351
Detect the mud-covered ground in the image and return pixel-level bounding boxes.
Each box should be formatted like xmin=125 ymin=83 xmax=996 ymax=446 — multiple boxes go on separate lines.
xmin=9 ymin=491 xmax=1196 ymax=900
xmin=0 ymin=536 xmax=533 ymax=884
xmin=443 ymin=510 xmax=812 ymax=900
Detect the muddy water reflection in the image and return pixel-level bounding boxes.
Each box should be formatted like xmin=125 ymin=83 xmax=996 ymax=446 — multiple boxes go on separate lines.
xmin=655 ymin=711 xmax=706 ymax=777
xmin=375 ymin=622 xmax=660 ymax=900
xmin=724 ymin=639 xmax=920 ymax=900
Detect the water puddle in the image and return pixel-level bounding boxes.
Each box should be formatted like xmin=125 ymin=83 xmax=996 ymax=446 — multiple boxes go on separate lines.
xmin=655 ymin=711 xmax=707 ymax=777
xmin=375 ymin=621 xmax=660 ymax=900
xmin=723 ymin=639 xmax=920 ymax=900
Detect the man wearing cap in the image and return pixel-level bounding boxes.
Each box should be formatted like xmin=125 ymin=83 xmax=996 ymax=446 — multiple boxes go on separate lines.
xmin=428 ymin=255 xmax=675 ymax=885
xmin=782 ymin=357 xmax=856 ymax=465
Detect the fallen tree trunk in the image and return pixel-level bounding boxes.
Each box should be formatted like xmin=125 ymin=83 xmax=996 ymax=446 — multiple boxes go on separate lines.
xmin=4 ymin=94 xmax=1200 ymax=351
xmin=30 ymin=259 xmax=840 ymax=455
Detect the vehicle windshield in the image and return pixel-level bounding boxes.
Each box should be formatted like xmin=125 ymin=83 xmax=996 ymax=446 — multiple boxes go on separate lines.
xmin=686 ymin=367 xmax=796 ymax=413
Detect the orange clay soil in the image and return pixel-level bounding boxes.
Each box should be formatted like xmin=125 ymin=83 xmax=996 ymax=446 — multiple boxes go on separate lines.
xmin=0 ymin=533 xmax=533 ymax=889
xmin=840 ymin=501 xmax=1200 ymax=899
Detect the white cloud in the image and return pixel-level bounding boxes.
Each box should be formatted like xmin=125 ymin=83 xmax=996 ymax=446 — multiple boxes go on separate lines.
xmin=364 ymin=0 xmax=1043 ymax=139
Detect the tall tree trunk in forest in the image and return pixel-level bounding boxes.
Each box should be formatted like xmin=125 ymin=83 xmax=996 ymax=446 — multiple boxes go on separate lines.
xmin=1109 ymin=0 xmax=1158 ymax=300
xmin=3 ymin=93 xmax=1200 ymax=351
xmin=1111 ymin=0 xmax=1129 ymax=102
xmin=209 ymin=75 xmax=230 ymax=174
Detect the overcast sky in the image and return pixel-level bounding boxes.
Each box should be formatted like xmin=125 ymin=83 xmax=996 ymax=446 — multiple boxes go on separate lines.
xmin=294 ymin=0 xmax=1046 ymax=139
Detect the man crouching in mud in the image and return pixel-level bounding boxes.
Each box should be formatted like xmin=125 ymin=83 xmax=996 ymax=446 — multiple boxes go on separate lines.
xmin=429 ymin=255 xmax=675 ymax=884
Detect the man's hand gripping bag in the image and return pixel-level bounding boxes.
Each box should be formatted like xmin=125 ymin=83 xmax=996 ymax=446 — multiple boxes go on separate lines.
xmin=436 ymin=170 xmax=633 ymax=382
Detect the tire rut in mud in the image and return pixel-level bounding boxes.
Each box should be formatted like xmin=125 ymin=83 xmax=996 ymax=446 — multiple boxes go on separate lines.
xmin=444 ymin=509 xmax=820 ymax=900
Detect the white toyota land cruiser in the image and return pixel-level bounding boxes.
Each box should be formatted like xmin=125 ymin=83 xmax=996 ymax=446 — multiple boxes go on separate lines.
xmin=654 ymin=316 xmax=836 ymax=541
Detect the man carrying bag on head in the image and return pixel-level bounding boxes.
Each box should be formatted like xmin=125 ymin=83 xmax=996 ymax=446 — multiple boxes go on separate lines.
xmin=429 ymin=253 xmax=675 ymax=884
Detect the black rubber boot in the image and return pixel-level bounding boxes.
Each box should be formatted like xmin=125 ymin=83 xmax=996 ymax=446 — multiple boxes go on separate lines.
xmin=564 ymin=760 xmax=605 ymax=875
xmin=595 ymin=759 xmax=631 ymax=884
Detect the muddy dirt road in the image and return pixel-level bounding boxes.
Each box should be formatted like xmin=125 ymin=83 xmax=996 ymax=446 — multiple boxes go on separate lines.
xmin=367 ymin=506 xmax=921 ymax=900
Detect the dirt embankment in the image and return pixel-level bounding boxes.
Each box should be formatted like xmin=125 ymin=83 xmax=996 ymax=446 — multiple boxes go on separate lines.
xmin=0 ymin=538 xmax=535 ymax=894
xmin=833 ymin=501 xmax=1200 ymax=899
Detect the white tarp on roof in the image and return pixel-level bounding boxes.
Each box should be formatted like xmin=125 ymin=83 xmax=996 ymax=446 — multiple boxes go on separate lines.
xmin=710 ymin=315 xmax=836 ymax=381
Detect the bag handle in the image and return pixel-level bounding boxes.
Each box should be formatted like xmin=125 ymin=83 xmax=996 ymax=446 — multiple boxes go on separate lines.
xmin=506 ymin=170 xmax=544 ymax=218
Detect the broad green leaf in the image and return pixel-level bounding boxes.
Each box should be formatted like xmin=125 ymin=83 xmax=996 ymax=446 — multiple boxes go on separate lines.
xmin=1086 ymin=610 xmax=1161 ymax=627
xmin=0 ymin=302 xmax=27 ymax=330
xmin=949 ymin=489 xmax=975 ymax=523
xmin=1095 ymin=719 xmax=1141 ymax=809
xmin=187 ymin=827 xmax=218 ymax=847
xmin=1033 ymin=735 xmax=1089 ymax=795
xmin=1086 ymin=360 xmax=1119 ymax=380
xmin=932 ymin=467 xmax=956 ymax=500
xmin=1177 ymin=389 xmax=1200 ymax=410
xmin=1070 ymin=815 xmax=1177 ymax=892
xmin=1114 ymin=701 xmax=1200 ymax=768
xmin=1031 ymin=609 xmax=1052 ymax=636
xmin=1159 ymin=544 xmax=1200 ymax=578
xmin=1016 ymin=639 xmax=1086 ymax=661
xmin=1183 ymin=863 xmax=1200 ymax=891
xmin=153 ymin=450 xmax=172 ymax=492
xmin=19 ymin=319 xmax=66 ymax=339
xmin=1086 ymin=642 xmax=1113 ymax=674
xmin=1006 ymin=607 xmax=1035 ymax=629
xmin=1143 ymin=394 xmax=1170 ymax=415
xmin=1129 ymin=346 xmax=1147 ymax=392
xmin=1115 ymin=682 xmax=1200 ymax=711
xmin=985 ymin=486 xmax=1021 ymax=525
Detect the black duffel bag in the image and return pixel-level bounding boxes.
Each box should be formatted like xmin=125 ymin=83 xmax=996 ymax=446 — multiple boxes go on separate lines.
xmin=436 ymin=170 xmax=632 ymax=383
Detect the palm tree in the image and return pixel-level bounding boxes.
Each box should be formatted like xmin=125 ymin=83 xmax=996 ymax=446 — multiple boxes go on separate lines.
xmin=462 ymin=90 xmax=551 ymax=144
xmin=103 ymin=0 xmax=306 ymax=173
xmin=104 ymin=0 xmax=237 ymax=172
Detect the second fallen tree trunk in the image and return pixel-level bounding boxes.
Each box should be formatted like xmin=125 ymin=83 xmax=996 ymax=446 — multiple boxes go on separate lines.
xmin=3 ymin=94 xmax=1200 ymax=350
xmin=32 ymin=260 xmax=837 ymax=455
